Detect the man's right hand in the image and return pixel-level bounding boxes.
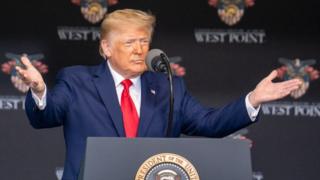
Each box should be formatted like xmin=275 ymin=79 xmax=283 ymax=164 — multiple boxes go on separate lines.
xmin=15 ymin=55 xmax=46 ymax=98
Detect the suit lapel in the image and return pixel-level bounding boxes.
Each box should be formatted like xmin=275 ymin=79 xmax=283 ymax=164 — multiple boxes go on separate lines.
xmin=92 ymin=62 xmax=125 ymax=137
xmin=138 ymin=72 xmax=157 ymax=137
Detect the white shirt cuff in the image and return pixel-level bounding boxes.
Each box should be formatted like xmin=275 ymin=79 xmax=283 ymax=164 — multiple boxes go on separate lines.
xmin=31 ymin=85 xmax=47 ymax=110
xmin=245 ymin=92 xmax=260 ymax=121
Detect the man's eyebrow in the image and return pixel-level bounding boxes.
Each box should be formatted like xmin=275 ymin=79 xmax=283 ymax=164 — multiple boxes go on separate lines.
xmin=123 ymin=37 xmax=150 ymax=42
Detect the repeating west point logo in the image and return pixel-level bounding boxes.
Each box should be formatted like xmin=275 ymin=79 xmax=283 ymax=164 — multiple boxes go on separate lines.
xmin=71 ymin=0 xmax=119 ymax=24
xmin=208 ymin=0 xmax=255 ymax=26
xmin=1 ymin=53 xmax=48 ymax=93
xmin=276 ymin=58 xmax=319 ymax=99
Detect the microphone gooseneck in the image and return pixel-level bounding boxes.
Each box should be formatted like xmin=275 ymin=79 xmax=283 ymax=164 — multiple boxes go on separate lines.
xmin=146 ymin=49 xmax=174 ymax=137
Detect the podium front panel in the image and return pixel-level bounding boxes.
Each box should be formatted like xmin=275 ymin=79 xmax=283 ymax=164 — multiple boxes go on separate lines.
xmin=80 ymin=137 xmax=252 ymax=180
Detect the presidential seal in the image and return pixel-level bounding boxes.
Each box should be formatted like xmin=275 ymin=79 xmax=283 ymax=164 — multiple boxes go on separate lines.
xmin=135 ymin=153 xmax=200 ymax=180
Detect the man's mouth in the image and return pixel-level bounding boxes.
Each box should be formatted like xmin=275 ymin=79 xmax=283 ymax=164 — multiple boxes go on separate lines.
xmin=132 ymin=59 xmax=144 ymax=64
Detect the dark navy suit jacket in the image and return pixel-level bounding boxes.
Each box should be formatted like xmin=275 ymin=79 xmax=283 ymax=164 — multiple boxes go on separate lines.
xmin=25 ymin=61 xmax=254 ymax=180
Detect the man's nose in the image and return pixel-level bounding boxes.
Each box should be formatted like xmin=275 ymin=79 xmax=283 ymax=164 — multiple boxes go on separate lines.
xmin=133 ymin=42 xmax=143 ymax=54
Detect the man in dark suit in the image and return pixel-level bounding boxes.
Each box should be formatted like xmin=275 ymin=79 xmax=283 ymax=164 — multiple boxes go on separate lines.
xmin=16 ymin=9 xmax=301 ymax=180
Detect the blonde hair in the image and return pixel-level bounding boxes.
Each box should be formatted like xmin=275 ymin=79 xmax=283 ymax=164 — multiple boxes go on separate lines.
xmin=99 ymin=9 xmax=156 ymax=57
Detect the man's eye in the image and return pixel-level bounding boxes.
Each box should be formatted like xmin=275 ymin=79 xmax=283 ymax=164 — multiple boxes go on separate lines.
xmin=141 ymin=39 xmax=150 ymax=44
xmin=124 ymin=41 xmax=134 ymax=46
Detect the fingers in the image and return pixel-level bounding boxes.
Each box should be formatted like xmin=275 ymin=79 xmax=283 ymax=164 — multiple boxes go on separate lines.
xmin=274 ymin=80 xmax=302 ymax=99
xmin=15 ymin=59 xmax=33 ymax=85
xmin=277 ymin=78 xmax=302 ymax=89
xmin=265 ymin=70 xmax=278 ymax=81
xmin=15 ymin=66 xmax=30 ymax=83
xmin=20 ymin=56 xmax=33 ymax=68
xmin=274 ymin=79 xmax=301 ymax=97
xmin=282 ymin=84 xmax=300 ymax=94
xmin=278 ymin=89 xmax=291 ymax=99
xmin=15 ymin=66 xmax=26 ymax=77
xmin=14 ymin=67 xmax=41 ymax=90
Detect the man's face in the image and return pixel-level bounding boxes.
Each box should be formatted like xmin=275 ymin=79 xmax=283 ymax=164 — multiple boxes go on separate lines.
xmin=101 ymin=25 xmax=151 ymax=78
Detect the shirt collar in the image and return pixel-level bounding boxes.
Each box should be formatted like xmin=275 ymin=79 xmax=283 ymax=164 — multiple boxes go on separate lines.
xmin=107 ymin=60 xmax=141 ymax=88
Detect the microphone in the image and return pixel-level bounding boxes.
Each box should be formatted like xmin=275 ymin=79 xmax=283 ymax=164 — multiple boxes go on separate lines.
xmin=146 ymin=49 xmax=170 ymax=73
xmin=146 ymin=48 xmax=174 ymax=137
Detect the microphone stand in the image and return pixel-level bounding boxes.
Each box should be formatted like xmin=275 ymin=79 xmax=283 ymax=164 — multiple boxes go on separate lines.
xmin=160 ymin=53 xmax=174 ymax=137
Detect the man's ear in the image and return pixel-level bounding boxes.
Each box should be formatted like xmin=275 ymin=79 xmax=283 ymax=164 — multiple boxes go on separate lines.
xmin=100 ymin=39 xmax=112 ymax=58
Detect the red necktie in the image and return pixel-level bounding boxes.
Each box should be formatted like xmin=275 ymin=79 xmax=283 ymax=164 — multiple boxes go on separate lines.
xmin=121 ymin=79 xmax=139 ymax=138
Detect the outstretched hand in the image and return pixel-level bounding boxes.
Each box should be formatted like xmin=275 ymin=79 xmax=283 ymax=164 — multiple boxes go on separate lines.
xmin=15 ymin=55 xmax=45 ymax=97
xmin=249 ymin=70 xmax=302 ymax=108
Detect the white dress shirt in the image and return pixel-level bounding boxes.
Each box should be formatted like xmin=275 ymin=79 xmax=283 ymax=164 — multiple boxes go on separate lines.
xmin=107 ymin=61 xmax=141 ymax=117
xmin=31 ymin=61 xmax=260 ymax=121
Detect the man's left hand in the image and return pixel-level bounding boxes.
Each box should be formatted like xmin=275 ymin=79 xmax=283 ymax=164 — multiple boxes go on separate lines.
xmin=249 ymin=70 xmax=302 ymax=108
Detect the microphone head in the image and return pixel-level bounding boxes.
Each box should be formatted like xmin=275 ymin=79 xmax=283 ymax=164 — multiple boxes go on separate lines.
xmin=146 ymin=49 xmax=165 ymax=72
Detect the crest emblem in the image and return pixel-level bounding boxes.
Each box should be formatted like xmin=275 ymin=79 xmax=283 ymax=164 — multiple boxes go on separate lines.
xmin=208 ymin=0 xmax=255 ymax=26
xmin=1 ymin=53 xmax=48 ymax=93
xmin=71 ymin=0 xmax=119 ymax=24
xmin=276 ymin=58 xmax=319 ymax=99
xmin=135 ymin=153 xmax=200 ymax=180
